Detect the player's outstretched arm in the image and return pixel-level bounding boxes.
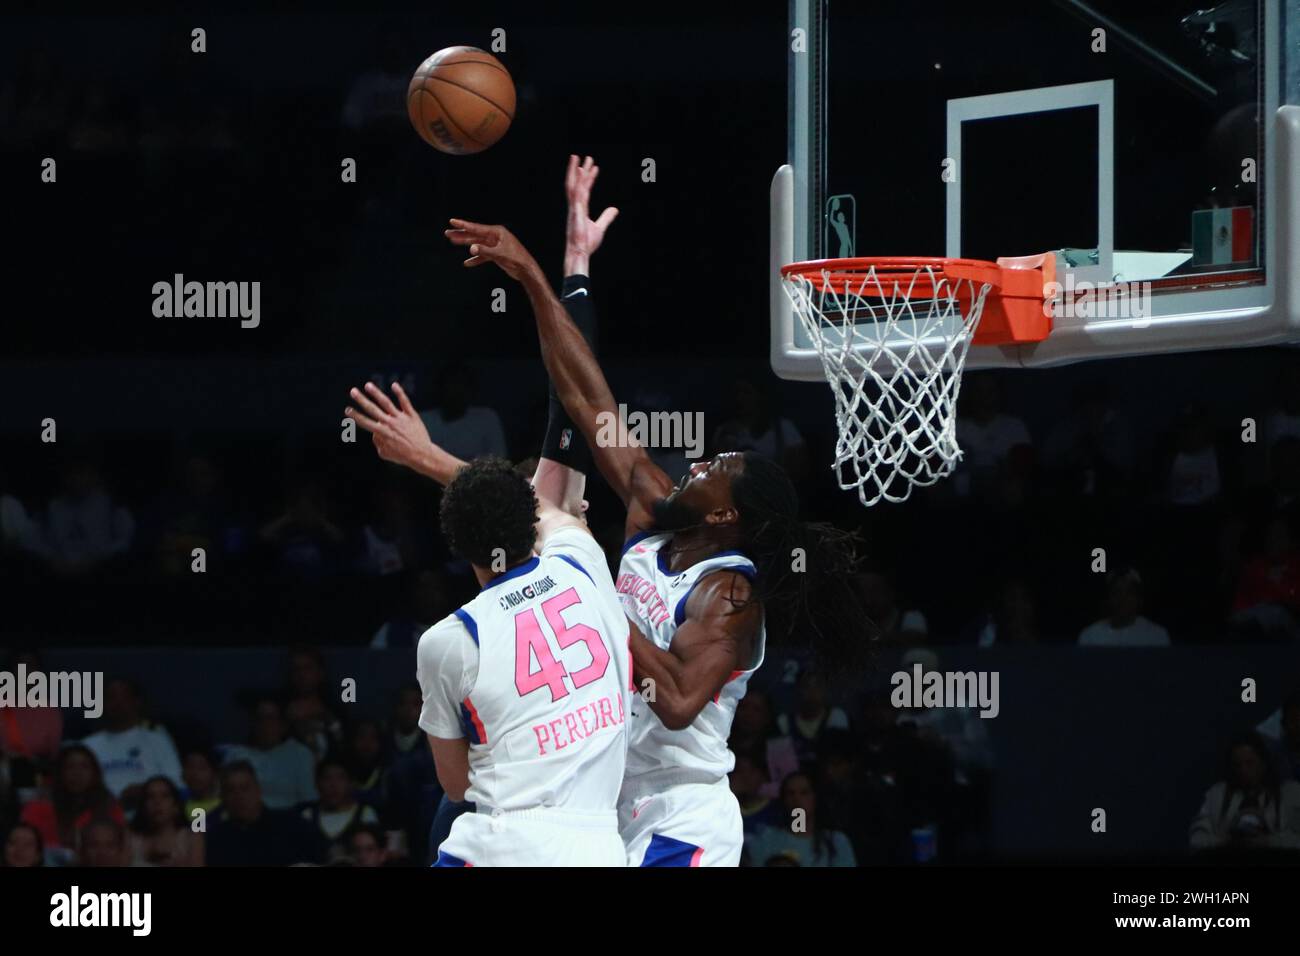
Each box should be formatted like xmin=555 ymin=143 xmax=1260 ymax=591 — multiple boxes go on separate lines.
xmin=346 ymin=381 xmax=466 ymax=485
xmin=444 ymin=219 xmax=674 ymax=527
xmin=629 ymin=572 xmax=761 ymax=730
xmin=563 ymin=154 xmax=618 ymax=277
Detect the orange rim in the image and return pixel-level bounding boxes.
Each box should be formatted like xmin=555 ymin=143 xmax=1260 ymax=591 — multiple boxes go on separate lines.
xmin=780 ymin=256 xmax=1002 ymax=297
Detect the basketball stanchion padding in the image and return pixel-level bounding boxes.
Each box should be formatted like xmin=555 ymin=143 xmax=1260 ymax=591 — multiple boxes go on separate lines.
xmin=779 ymin=254 xmax=1055 ymax=506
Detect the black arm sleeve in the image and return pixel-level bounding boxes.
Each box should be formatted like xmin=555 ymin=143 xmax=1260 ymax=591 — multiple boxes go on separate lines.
xmin=539 ymin=274 xmax=598 ymax=474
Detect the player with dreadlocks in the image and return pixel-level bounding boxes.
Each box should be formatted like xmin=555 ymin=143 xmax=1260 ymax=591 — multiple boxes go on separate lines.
xmin=444 ymin=155 xmax=868 ymax=866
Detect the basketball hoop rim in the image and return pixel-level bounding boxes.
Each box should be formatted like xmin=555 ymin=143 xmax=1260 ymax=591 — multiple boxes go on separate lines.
xmin=780 ymin=256 xmax=1004 ymax=293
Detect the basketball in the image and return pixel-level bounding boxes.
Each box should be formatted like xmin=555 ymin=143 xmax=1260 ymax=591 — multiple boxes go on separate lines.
xmin=407 ymin=46 xmax=516 ymax=155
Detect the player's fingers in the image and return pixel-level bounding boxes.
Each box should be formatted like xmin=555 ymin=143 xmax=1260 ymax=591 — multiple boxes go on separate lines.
xmin=583 ymin=155 xmax=594 ymax=173
xmin=344 ymin=406 xmax=384 ymax=434
xmin=448 ymin=218 xmax=495 ymax=240
xmin=595 ymin=206 xmax=619 ymax=230
xmin=566 ymin=153 xmax=578 ymax=188
xmin=391 ymin=381 xmax=417 ymax=415
xmin=348 ymin=386 xmax=389 ymax=423
xmin=464 ymin=255 xmax=488 ymax=268
xmin=363 ymin=381 xmax=399 ymax=416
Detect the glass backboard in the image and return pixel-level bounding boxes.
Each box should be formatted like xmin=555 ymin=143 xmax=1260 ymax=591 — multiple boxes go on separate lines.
xmin=772 ymin=0 xmax=1300 ymax=377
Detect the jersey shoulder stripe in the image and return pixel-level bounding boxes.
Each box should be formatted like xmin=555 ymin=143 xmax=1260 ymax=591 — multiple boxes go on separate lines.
xmin=453 ymin=608 xmax=479 ymax=646
xmin=554 ymin=552 xmax=594 ymax=584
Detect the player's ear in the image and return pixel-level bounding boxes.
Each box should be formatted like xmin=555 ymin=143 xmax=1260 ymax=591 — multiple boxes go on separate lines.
xmin=706 ymin=505 xmax=739 ymax=527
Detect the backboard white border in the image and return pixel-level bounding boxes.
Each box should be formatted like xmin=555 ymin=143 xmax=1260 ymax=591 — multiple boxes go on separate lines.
xmin=945 ymin=80 xmax=1115 ymax=286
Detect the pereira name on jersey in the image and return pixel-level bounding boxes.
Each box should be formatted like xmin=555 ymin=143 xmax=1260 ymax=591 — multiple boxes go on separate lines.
xmin=416 ymin=527 xmax=631 ymax=812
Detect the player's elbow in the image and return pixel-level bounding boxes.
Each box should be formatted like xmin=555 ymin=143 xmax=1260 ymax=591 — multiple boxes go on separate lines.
xmin=656 ymin=696 xmax=704 ymax=731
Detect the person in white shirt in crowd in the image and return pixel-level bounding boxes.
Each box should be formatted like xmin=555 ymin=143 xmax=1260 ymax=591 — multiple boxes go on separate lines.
xmin=81 ymin=678 xmax=182 ymax=814
xmin=1165 ymin=404 xmax=1222 ymax=506
xmin=776 ymin=668 xmax=850 ymax=770
xmin=417 ymin=361 xmax=509 ymax=462
xmin=953 ymin=375 xmax=1032 ymax=500
xmin=44 ymin=457 xmax=135 ymax=575
xmin=1190 ymin=732 xmax=1300 ymax=852
xmin=1265 ymin=371 xmax=1300 ymax=451
xmin=222 ymin=695 xmax=318 ymax=810
xmin=1077 ymin=568 xmax=1171 ymax=647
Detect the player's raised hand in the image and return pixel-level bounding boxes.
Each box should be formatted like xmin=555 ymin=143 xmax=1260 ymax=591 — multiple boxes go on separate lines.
xmin=345 ymin=381 xmax=438 ymax=472
xmin=564 ymin=154 xmax=618 ymax=275
xmin=445 ymin=219 xmax=540 ymax=282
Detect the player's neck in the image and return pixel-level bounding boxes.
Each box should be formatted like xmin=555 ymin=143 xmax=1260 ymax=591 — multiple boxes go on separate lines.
xmin=664 ymin=525 xmax=746 ymax=573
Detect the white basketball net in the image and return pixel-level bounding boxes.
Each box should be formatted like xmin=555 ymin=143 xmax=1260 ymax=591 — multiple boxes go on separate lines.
xmin=782 ymin=263 xmax=993 ymax=507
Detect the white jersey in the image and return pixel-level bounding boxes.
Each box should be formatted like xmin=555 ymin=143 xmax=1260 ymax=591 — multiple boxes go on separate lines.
xmin=616 ymin=531 xmax=765 ymax=786
xmin=416 ymin=527 xmax=632 ymax=813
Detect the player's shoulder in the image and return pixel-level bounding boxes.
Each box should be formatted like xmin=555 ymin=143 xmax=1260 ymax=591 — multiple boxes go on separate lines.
xmin=417 ymin=608 xmax=479 ymax=653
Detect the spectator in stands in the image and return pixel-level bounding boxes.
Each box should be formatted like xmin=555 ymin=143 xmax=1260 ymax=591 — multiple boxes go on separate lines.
xmin=777 ymin=669 xmax=850 ymax=771
xmin=895 ymin=649 xmax=994 ymax=783
xmin=954 ymin=375 xmax=1032 ymax=500
xmin=729 ymin=751 xmax=781 ymax=836
xmin=417 ymin=362 xmax=509 ymax=461
xmin=81 ymin=677 xmax=183 ymax=812
xmin=1 ymin=649 xmax=64 ymax=789
xmin=340 ymin=718 xmax=388 ymax=810
xmin=1264 ymin=436 xmax=1300 ymax=514
xmin=223 ymin=696 xmax=318 ymax=810
xmin=349 ymin=823 xmax=392 ymax=867
xmin=299 ymin=758 xmax=380 ymax=864
xmin=181 ymin=748 xmax=221 ymax=817
xmin=283 ymin=645 xmax=342 ymax=761
xmin=259 ymin=479 xmax=346 ymax=577
xmin=1041 ymin=382 xmax=1136 ymax=497
xmin=80 ymin=817 xmax=128 ymax=866
xmin=0 ymin=466 xmax=45 ymax=557
xmin=1268 ymin=689 xmax=1300 ymax=783
xmin=1164 ymin=404 xmax=1222 ymax=506
xmin=147 ymin=451 xmax=238 ymax=576
xmin=44 ymin=456 xmax=135 ymax=576
xmin=371 ymin=568 xmax=451 ymax=649
xmin=357 ymin=482 xmax=420 ymax=578
xmin=974 ymin=575 xmax=1042 ymax=646
xmin=745 ymin=772 xmax=856 ymax=867
xmin=711 ymin=378 xmax=809 ymax=483
xmin=20 ymin=744 xmax=125 ymax=864
xmin=206 ymin=761 xmax=324 ymax=866
xmin=1230 ymin=513 xmax=1300 ymax=640
xmin=859 ymin=569 xmax=929 ymax=644
xmin=384 ymin=684 xmax=437 ymax=863
xmin=3 ymin=822 xmax=44 ymax=867
xmin=1077 ymin=568 xmax=1171 ymax=647
xmin=727 ymin=689 xmax=798 ymax=799
xmin=128 ymin=776 xmax=203 ymax=866
xmin=1190 ymin=732 xmax=1300 ymax=852
xmin=1265 ymin=370 xmax=1300 ymax=449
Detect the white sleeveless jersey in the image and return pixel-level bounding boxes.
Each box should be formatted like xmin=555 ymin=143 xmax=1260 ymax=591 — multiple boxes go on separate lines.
xmin=615 ymin=531 xmax=765 ymax=785
xmin=416 ymin=527 xmax=632 ymax=813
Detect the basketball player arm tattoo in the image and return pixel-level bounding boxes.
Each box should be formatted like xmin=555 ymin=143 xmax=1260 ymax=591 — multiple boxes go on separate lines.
xmin=444 ymin=219 xmax=674 ymax=528
xmin=628 ymin=571 xmax=760 ymax=730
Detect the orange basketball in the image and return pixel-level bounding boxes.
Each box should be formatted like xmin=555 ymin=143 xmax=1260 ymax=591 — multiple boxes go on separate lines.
xmin=407 ymin=46 xmax=516 ymax=155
